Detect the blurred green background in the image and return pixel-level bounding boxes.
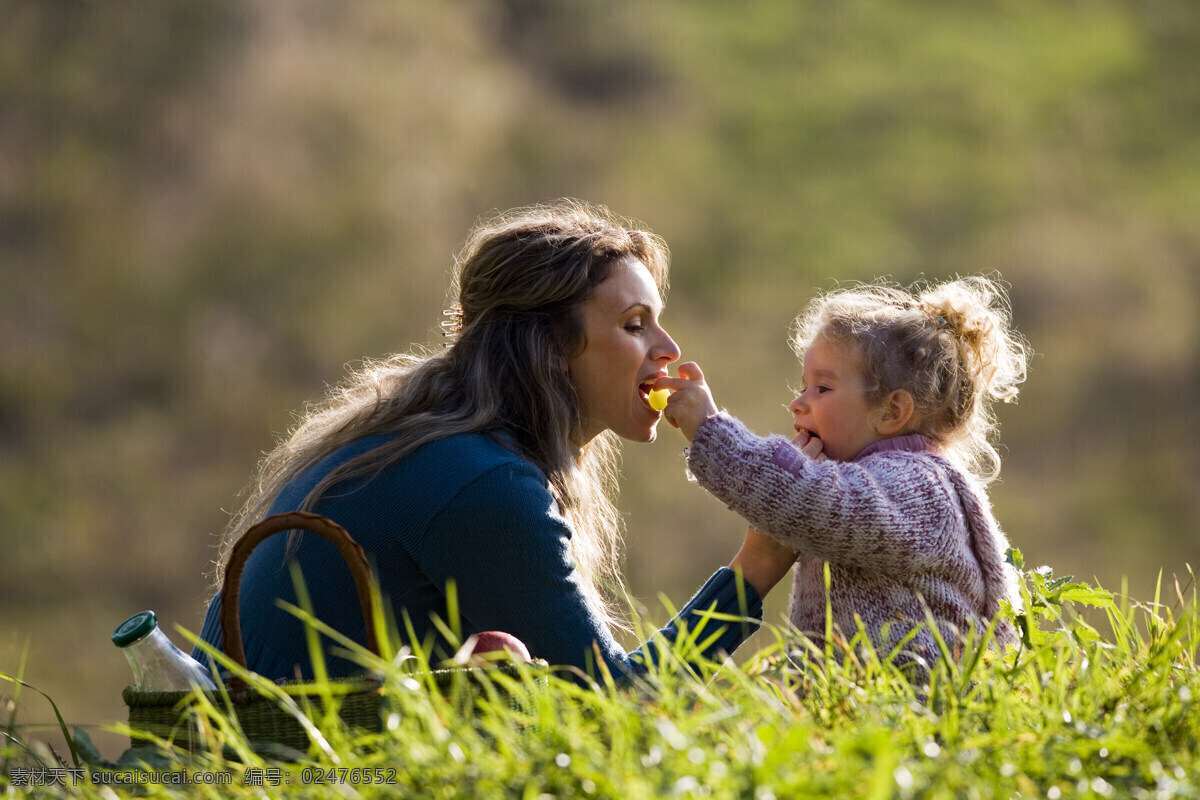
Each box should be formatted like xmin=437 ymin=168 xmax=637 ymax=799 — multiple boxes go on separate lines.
xmin=2 ymin=0 xmax=1198 ymax=757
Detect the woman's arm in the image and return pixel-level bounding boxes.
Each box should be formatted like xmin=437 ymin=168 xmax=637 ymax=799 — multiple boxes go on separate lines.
xmin=420 ymin=459 xmax=765 ymax=682
xmin=729 ymin=526 xmax=797 ymax=599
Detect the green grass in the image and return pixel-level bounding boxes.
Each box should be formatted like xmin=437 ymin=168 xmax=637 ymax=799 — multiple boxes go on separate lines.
xmin=3 ymin=552 xmax=1198 ymax=799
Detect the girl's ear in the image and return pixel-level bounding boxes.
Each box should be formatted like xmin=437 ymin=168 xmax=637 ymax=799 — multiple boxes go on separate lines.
xmin=875 ymin=389 xmax=916 ymax=436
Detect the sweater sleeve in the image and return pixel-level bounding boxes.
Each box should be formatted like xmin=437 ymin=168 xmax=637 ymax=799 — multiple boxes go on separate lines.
xmin=420 ymin=458 xmax=762 ymax=683
xmin=687 ymin=414 xmax=962 ymax=574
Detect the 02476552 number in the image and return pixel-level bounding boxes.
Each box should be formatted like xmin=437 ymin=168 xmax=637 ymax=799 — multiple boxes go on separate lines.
xmin=299 ymin=767 xmax=398 ymax=785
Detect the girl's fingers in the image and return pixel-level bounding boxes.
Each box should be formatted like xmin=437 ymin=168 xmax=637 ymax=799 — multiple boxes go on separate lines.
xmin=801 ymin=436 xmax=824 ymax=459
xmin=674 ymin=361 xmax=705 ymax=382
xmin=651 ymin=376 xmax=692 ymax=392
xmin=653 ymin=364 xmax=707 ymax=393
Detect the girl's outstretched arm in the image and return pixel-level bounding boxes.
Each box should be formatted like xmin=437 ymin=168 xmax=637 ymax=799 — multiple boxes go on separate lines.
xmin=688 ymin=414 xmax=961 ymax=575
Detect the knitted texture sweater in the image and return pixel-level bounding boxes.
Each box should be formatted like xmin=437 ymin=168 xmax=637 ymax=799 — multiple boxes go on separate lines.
xmin=687 ymin=414 xmax=1019 ymax=669
xmin=194 ymin=431 xmax=762 ymax=684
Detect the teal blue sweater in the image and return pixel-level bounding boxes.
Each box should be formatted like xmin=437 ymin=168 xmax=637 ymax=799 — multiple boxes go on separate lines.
xmin=194 ymin=432 xmax=762 ymax=683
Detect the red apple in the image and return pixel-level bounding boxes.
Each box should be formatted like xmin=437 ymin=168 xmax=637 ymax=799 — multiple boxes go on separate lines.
xmin=460 ymin=630 xmax=532 ymax=665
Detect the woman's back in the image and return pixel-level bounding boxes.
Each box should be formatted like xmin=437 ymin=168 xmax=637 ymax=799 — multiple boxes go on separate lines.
xmin=195 ymin=431 xmax=630 ymax=679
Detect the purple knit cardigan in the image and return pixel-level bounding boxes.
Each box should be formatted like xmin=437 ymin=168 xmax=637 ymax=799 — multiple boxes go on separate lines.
xmin=687 ymin=414 xmax=1020 ymax=670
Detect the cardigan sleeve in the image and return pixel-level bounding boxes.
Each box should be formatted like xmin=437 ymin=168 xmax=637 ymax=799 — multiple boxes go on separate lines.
xmin=687 ymin=413 xmax=964 ymax=574
xmin=420 ymin=458 xmax=762 ymax=682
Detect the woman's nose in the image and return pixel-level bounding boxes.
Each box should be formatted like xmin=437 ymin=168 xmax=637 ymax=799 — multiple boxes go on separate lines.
xmin=654 ymin=328 xmax=681 ymax=364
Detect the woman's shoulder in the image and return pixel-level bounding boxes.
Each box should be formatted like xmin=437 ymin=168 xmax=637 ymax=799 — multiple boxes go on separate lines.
xmin=285 ymin=430 xmax=543 ymax=512
xmin=277 ymin=431 xmax=550 ymax=545
xmin=377 ymin=430 xmax=550 ymax=501
xmin=317 ymin=429 xmax=530 ymax=471
xmin=410 ymin=430 xmax=534 ymax=474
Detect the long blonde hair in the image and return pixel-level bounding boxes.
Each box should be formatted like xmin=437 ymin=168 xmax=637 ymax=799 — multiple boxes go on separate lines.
xmin=212 ymin=199 xmax=671 ymax=629
xmin=791 ymin=274 xmax=1029 ymax=484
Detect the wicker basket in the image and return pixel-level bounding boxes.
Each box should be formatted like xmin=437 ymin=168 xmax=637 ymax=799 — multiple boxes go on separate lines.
xmin=121 ymin=511 xmax=546 ymax=754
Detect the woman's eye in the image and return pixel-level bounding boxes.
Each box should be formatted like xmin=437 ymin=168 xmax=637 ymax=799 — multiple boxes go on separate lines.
xmin=624 ymin=321 xmax=645 ymax=333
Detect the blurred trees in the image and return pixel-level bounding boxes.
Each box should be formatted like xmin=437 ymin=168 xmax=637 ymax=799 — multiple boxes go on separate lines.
xmin=2 ymin=0 xmax=1197 ymax=752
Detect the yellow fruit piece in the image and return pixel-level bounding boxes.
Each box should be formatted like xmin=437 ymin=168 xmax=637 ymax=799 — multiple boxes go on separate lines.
xmin=648 ymin=388 xmax=670 ymax=411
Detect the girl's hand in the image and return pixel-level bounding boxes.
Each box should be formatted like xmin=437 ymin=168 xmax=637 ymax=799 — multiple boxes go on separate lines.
xmin=729 ymin=525 xmax=798 ymax=598
xmin=653 ymin=362 xmax=719 ymax=442
xmin=792 ymin=431 xmax=827 ymax=461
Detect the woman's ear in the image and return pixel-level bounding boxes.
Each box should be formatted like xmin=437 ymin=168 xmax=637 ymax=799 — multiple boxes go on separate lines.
xmin=875 ymin=389 xmax=916 ymax=436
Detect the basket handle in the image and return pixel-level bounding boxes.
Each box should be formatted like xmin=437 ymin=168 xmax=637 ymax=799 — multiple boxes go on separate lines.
xmin=220 ymin=510 xmax=380 ymax=690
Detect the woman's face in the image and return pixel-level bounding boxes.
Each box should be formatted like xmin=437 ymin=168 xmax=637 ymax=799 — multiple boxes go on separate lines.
xmin=568 ymin=259 xmax=680 ymax=445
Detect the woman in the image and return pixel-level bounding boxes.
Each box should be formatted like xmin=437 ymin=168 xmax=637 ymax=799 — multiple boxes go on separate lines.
xmin=194 ymin=199 xmax=796 ymax=683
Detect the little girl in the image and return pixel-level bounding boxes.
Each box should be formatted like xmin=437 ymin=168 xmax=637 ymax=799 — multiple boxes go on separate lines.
xmin=656 ymin=275 xmax=1029 ymax=675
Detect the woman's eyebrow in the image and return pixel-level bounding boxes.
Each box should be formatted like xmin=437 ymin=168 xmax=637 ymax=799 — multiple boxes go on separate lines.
xmin=620 ymin=301 xmax=657 ymax=315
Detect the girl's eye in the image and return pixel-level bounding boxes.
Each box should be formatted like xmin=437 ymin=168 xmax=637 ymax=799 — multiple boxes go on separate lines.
xmin=817 ymin=386 xmax=832 ymax=394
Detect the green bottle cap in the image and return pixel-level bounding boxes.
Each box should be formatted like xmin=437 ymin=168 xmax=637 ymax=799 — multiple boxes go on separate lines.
xmin=112 ymin=610 xmax=158 ymax=647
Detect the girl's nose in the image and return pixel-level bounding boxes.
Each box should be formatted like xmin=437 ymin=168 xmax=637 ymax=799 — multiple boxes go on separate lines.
xmin=789 ymin=394 xmax=806 ymax=413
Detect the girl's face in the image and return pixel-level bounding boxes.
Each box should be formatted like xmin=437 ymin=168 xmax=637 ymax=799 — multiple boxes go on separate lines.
xmin=789 ymin=334 xmax=889 ymax=462
xmin=568 ymin=259 xmax=680 ymax=445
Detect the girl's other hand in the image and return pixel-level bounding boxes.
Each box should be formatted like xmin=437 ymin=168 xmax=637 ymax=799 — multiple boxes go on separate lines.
xmin=653 ymin=362 xmax=719 ymax=442
xmin=792 ymin=431 xmax=826 ymax=461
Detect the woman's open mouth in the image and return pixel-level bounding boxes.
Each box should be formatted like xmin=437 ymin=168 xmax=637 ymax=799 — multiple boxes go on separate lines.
xmin=638 ymin=381 xmax=657 ymax=412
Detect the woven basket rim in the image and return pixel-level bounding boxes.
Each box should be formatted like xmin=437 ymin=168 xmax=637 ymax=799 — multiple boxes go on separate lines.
xmin=123 ymin=659 xmax=548 ymax=707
